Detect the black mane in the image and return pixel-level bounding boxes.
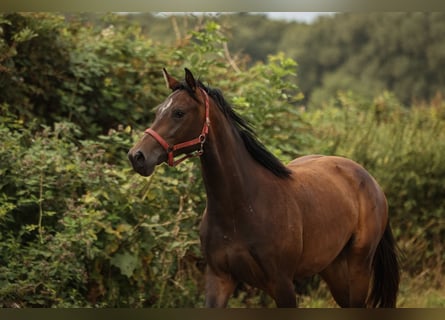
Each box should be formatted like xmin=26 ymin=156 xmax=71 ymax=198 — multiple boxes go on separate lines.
xmin=190 ymin=81 xmax=292 ymax=179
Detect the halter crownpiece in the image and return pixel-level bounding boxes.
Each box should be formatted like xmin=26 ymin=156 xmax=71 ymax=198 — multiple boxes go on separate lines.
xmin=144 ymin=87 xmax=210 ymax=167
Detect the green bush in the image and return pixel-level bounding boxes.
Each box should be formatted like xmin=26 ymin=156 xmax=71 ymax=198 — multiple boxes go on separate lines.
xmin=0 ymin=108 xmax=207 ymax=307
xmin=1 ymin=13 xmax=171 ymax=137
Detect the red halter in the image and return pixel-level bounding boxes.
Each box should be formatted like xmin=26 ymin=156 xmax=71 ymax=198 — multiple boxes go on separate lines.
xmin=144 ymin=88 xmax=210 ymax=167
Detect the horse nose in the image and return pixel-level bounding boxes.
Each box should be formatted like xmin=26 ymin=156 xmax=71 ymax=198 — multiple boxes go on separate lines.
xmin=128 ymin=150 xmax=146 ymax=168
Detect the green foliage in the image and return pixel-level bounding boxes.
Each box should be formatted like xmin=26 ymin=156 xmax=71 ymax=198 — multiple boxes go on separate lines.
xmin=279 ymin=12 xmax=445 ymax=107
xmin=1 ymin=13 xmax=168 ymax=137
xmin=61 ymin=12 xmax=445 ymax=108
xmin=0 ymin=110 xmax=206 ymax=307
xmin=228 ymin=53 xmax=308 ymax=160
xmin=170 ymin=12 xmax=445 ymax=108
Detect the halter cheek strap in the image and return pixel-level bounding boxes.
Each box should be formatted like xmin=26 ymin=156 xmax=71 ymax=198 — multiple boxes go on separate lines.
xmin=144 ymin=88 xmax=210 ymax=167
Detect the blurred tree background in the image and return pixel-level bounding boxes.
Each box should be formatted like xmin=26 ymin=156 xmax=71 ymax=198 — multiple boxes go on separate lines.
xmin=0 ymin=12 xmax=444 ymax=307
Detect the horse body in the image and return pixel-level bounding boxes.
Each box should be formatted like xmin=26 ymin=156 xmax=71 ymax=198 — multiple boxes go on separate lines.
xmin=128 ymin=68 xmax=399 ymax=308
xmin=198 ymin=109 xmax=388 ymax=307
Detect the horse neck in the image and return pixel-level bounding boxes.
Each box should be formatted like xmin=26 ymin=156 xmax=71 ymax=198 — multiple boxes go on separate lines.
xmin=199 ymin=107 xmax=269 ymax=212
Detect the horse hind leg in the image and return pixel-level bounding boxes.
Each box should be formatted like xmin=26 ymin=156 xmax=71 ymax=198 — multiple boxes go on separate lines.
xmin=320 ymin=251 xmax=351 ymax=307
xmin=320 ymin=247 xmax=373 ymax=308
xmin=345 ymin=246 xmax=373 ymax=307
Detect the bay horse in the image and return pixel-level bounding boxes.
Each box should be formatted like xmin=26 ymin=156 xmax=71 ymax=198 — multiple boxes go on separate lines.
xmin=128 ymin=68 xmax=400 ymax=308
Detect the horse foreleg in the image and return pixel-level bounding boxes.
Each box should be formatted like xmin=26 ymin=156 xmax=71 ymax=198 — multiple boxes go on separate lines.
xmin=204 ymin=266 xmax=236 ymax=308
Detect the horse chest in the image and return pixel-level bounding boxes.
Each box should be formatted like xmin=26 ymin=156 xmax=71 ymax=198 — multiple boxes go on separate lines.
xmin=217 ymin=245 xmax=267 ymax=285
xmin=201 ymin=229 xmax=269 ymax=286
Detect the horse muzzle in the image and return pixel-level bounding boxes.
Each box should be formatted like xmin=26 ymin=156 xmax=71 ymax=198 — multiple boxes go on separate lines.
xmin=128 ymin=148 xmax=159 ymax=177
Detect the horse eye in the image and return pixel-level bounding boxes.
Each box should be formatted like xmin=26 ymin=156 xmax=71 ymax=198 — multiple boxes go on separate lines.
xmin=173 ymin=109 xmax=186 ymax=119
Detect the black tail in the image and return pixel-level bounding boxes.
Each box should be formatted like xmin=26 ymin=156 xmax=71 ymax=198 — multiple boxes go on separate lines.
xmin=368 ymin=223 xmax=400 ymax=307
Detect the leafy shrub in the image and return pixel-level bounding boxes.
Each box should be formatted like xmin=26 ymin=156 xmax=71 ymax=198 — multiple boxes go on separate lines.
xmin=0 ymin=109 xmax=207 ymax=307
xmin=1 ymin=13 xmax=170 ymax=137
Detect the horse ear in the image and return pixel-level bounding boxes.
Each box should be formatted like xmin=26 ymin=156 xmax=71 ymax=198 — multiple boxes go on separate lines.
xmin=184 ymin=68 xmax=197 ymax=91
xmin=162 ymin=68 xmax=180 ymax=91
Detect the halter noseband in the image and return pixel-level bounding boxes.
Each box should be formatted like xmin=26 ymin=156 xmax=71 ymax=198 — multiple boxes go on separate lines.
xmin=144 ymin=87 xmax=210 ymax=167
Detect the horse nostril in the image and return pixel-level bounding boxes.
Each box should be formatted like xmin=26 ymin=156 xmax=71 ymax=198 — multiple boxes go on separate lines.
xmin=133 ymin=150 xmax=145 ymax=166
xmin=128 ymin=150 xmax=145 ymax=167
